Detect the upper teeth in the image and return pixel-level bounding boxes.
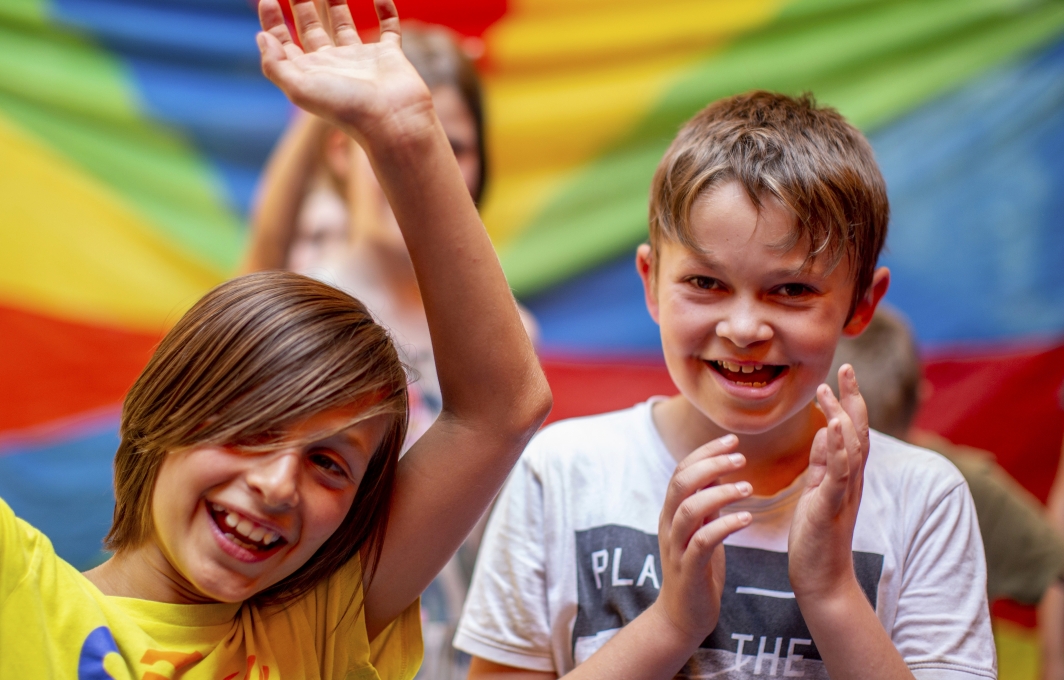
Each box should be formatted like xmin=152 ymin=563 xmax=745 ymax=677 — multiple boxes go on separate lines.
xmin=211 ymin=503 xmax=281 ymax=546
xmin=719 ymin=361 xmax=764 ymax=373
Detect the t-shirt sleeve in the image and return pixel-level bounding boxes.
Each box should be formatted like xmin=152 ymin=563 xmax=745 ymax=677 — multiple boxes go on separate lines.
xmin=369 ymin=598 xmax=424 ymax=680
xmin=0 ymin=497 xmax=34 ymax=604
xmin=892 ymin=479 xmax=997 ymax=679
xmin=453 ymin=454 xmax=556 ymax=672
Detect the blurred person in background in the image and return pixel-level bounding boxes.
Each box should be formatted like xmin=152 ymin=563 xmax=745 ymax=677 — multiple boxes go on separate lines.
xmin=1041 ymin=382 xmax=1064 ymax=680
xmin=243 ymin=22 xmax=512 ymax=680
xmin=830 ymin=305 xmax=1064 ymax=680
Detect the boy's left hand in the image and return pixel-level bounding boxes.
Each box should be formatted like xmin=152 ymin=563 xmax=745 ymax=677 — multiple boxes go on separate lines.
xmin=788 ymin=364 xmax=869 ymax=600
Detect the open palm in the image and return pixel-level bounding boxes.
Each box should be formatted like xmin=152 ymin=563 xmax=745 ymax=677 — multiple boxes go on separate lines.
xmin=257 ymin=0 xmax=433 ymax=148
xmin=788 ymin=366 xmax=870 ymax=598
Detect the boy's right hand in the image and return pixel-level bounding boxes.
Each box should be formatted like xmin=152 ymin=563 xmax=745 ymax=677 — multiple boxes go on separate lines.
xmin=653 ymin=435 xmax=752 ymax=646
xmin=256 ymin=0 xmax=434 ymax=155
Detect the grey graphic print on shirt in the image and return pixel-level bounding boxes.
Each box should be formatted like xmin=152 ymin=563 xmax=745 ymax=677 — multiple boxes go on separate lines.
xmin=573 ymin=525 xmax=884 ymax=678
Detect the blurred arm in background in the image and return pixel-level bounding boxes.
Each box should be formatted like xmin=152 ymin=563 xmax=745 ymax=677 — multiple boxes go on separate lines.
xmin=1041 ymin=385 xmax=1064 ymax=680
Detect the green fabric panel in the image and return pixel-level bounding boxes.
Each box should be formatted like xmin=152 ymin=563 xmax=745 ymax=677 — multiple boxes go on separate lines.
xmin=0 ymin=0 xmax=49 ymax=27
xmin=502 ymin=0 xmax=1064 ymax=296
xmin=0 ymin=21 xmax=243 ymax=274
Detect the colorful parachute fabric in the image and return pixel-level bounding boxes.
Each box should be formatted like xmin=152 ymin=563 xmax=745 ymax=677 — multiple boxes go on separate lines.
xmin=1 ymin=0 xmax=1062 ymax=675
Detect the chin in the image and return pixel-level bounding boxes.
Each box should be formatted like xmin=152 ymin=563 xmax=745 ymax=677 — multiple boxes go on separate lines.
xmin=706 ymin=407 xmax=788 ymax=436
xmin=688 ymin=387 xmax=806 ymax=436
xmin=187 ymin=564 xmax=268 ymax=604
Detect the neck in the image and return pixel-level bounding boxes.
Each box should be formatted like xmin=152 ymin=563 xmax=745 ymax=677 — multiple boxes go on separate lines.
xmin=83 ymin=542 xmax=214 ymax=604
xmin=652 ymin=396 xmax=825 ymax=496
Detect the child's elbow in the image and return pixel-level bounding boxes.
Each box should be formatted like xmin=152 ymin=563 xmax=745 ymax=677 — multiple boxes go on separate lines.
xmin=507 ymin=368 xmax=552 ymax=444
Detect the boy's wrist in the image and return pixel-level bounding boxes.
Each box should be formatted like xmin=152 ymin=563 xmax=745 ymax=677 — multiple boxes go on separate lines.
xmin=645 ymin=599 xmax=713 ymax=654
xmin=793 ymin=571 xmax=868 ymax=621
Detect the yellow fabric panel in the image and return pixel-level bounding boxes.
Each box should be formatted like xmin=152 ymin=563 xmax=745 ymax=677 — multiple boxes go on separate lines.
xmin=995 ymin=617 xmax=1039 ymax=680
xmin=480 ymin=0 xmax=783 ymax=247
xmin=0 ymin=114 xmax=224 ymax=332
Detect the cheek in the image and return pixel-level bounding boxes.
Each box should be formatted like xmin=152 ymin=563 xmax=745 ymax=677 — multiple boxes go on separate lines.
xmin=786 ymin=314 xmax=843 ymax=378
xmin=659 ymin=295 xmax=713 ymax=349
xmin=300 ymin=488 xmax=358 ymax=548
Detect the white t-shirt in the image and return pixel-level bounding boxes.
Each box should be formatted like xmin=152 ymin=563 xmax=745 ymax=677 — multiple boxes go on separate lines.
xmin=454 ymin=401 xmax=996 ymax=679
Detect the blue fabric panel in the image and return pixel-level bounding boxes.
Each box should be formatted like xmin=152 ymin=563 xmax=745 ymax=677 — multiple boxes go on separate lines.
xmin=526 ymin=37 xmax=1064 ymax=354
xmin=52 ymin=0 xmax=290 ymax=217
xmin=0 ymin=419 xmax=119 ymax=570
xmin=52 ymin=0 xmax=262 ymax=67
xmin=125 ymin=57 xmax=291 ymax=216
xmin=875 ymin=39 xmax=1064 ymax=344
xmin=524 ymin=254 xmax=662 ymax=357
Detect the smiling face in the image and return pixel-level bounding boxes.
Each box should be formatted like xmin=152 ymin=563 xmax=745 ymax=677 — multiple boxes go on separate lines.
xmin=639 ymin=180 xmax=888 ymax=438
xmin=147 ymin=405 xmax=389 ymax=604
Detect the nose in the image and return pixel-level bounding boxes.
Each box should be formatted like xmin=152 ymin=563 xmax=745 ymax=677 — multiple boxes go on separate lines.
xmin=715 ymin=296 xmax=773 ymax=348
xmin=245 ymin=450 xmax=301 ymax=510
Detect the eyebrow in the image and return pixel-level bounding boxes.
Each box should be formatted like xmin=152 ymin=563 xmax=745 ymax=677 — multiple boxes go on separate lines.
xmin=687 ymin=251 xmax=813 ymax=279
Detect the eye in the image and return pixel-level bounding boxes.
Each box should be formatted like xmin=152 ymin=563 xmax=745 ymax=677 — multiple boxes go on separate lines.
xmin=688 ymin=276 xmax=724 ymax=291
xmin=308 ymin=448 xmax=349 ymax=479
xmin=775 ymin=283 xmax=816 ymax=298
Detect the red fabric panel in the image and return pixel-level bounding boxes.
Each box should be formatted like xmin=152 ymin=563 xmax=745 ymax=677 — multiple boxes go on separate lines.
xmin=0 ymin=306 xmax=161 ymax=433
xmin=541 ymin=357 xmax=678 ymax=425
xmin=916 ymin=342 xmax=1064 ymax=504
xmin=275 ymin=0 xmax=507 ymax=40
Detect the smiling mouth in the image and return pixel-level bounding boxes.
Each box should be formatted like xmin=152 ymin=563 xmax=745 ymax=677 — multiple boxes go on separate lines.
xmin=708 ymin=360 xmax=788 ymax=388
xmin=207 ymin=503 xmax=287 ymax=554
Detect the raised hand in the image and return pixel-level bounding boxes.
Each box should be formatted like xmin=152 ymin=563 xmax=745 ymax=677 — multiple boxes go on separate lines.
xmin=788 ymin=364 xmax=870 ymax=600
xmin=256 ymin=0 xmax=433 ymax=152
xmin=653 ymin=435 xmax=753 ymax=644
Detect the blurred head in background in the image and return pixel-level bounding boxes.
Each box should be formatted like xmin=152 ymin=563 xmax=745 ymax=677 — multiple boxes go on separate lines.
xmin=829 ymin=304 xmax=922 ymax=438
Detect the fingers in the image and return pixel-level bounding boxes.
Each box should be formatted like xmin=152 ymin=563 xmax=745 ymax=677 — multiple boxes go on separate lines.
xmin=257 ymin=29 xmax=302 ymax=92
xmin=823 ymin=418 xmax=850 ymax=499
xmin=836 ymin=363 xmax=870 ymax=443
xmin=289 ymin=0 xmax=335 ymax=51
xmin=258 ymin=0 xmax=304 ymax=60
xmin=816 ymin=383 xmax=866 ymax=473
xmin=670 ymin=481 xmax=752 ymax=551
xmin=374 ymin=0 xmax=402 ymax=46
xmin=325 ymin=0 xmax=362 ymax=46
xmin=684 ymin=511 xmax=752 ymax=570
xmin=661 ymin=435 xmax=741 ymax=523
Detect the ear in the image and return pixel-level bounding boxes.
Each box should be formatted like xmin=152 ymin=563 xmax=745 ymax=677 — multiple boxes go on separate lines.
xmin=635 ymin=243 xmax=660 ymax=325
xmin=842 ymin=266 xmax=890 ymax=337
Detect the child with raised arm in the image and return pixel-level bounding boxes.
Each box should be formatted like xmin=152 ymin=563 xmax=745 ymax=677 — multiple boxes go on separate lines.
xmin=0 ymin=0 xmax=550 ymax=677
xmin=456 ymin=93 xmax=995 ymax=679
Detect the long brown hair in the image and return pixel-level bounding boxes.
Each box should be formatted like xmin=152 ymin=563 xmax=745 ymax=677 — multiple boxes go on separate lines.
xmin=105 ymin=271 xmax=408 ymax=605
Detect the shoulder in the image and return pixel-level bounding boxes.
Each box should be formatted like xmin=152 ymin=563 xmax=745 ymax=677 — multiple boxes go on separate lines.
xmin=521 ymin=401 xmax=659 ymax=473
xmin=863 ymin=430 xmax=969 ymax=513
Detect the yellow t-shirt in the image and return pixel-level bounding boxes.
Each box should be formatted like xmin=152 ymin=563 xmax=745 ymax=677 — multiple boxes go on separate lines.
xmin=0 ymin=497 xmax=422 ymax=679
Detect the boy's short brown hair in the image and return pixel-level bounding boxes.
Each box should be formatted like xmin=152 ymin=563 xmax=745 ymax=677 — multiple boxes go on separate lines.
xmin=105 ymin=271 xmax=408 ymax=605
xmin=649 ymin=91 xmax=889 ymax=314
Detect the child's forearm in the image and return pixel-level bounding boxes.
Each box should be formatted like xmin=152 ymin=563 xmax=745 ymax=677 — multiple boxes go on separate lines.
xmin=558 ymin=602 xmax=707 ymax=680
xmin=796 ymin=579 xmax=915 ymax=680
xmin=242 ymin=112 xmax=330 ymax=273
xmin=368 ymin=116 xmax=546 ymax=426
